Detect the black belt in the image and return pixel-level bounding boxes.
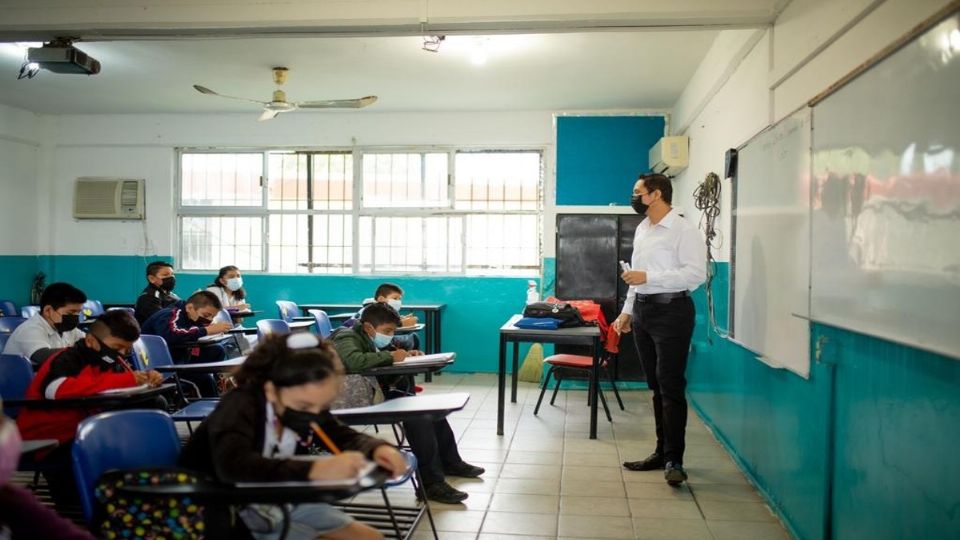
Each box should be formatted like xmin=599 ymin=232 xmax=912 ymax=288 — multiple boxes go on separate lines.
xmin=635 ymin=291 xmax=689 ymax=304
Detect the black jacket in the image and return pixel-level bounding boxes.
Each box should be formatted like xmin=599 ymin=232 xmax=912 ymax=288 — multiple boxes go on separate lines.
xmin=134 ymin=284 xmax=180 ymax=324
xmin=179 ymin=385 xmax=390 ymax=483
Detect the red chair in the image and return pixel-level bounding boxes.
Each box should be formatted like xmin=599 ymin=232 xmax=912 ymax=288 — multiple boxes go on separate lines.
xmin=533 ymin=353 xmax=625 ymax=422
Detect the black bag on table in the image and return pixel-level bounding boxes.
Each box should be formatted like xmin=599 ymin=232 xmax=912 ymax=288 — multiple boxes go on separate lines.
xmin=522 ymin=302 xmax=589 ymax=328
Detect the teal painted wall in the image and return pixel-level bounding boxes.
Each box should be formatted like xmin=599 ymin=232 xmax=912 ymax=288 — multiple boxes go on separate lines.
xmin=0 ymin=256 xmax=40 ymax=307
xmin=688 ymin=263 xmax=960 ymax=540
xmin=35 ymin=255 xmax=537 ymax=374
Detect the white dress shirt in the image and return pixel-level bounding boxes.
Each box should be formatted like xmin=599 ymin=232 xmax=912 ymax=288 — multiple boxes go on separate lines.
xmin=206 ymin=286 xmax=244 ymax=308
xmin=621 ymin=209 xmax=707 ymax=316
xmin=1 ymin=313 xmax=85 ymax=361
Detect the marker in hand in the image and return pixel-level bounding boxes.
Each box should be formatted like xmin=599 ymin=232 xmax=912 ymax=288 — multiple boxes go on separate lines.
xmin=619 ymin=260 xmax=631 ymax=273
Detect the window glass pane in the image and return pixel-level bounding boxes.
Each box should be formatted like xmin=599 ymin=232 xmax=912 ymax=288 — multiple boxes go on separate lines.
xmin=181 ymin=153 xmax=262 ymax=206
xmin=268 ymin=152 xmax=353 ymax=210
xmin=455 ymin=152 xmax=541 ymax=211
xmin=180 ymin=216 xmax=263 ymax=270
xmin=362 ymin=153 xmax=448 ymax=208
xmin=465 ymin=214 xmax=540 ymax=275
xmin=358 ymin=216 xmax=462 ymax=273
xmin=267 ymin=214 xmax=352 ymax=274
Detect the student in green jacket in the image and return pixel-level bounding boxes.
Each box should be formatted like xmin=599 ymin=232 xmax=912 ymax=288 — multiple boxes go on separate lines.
xmin=332 ymin=303 xmax=484 ymax=504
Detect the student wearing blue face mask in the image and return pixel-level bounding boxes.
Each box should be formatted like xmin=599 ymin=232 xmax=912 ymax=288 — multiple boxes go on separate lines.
xmin=331 ymin=303 xmax=483 ymax=504
xmin=206 ymin=265 xmax=252 ymax=312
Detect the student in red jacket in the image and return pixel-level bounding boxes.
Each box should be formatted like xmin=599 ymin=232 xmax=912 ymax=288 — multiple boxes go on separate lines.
xmin=17 ymin=309 xmax=163 ymax=508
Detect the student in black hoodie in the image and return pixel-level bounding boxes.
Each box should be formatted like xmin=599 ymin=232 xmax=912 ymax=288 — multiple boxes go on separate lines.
xmin=134 ymin=261 xmax=180 ymax=324
xmin=179 ymin=332 xmax=407 ymax=540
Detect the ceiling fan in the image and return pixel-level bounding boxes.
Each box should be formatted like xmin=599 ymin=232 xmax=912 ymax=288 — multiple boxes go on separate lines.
xmin=193 ymin=66 xmax=377 ymax=121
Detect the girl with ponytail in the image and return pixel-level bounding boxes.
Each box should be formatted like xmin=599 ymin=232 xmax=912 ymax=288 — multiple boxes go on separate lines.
xmin=179 ymin=333 xmax=407 ymax=540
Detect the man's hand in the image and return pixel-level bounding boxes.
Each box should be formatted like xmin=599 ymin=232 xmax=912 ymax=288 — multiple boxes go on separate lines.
xmin=372 ymin=445 xmax=407 ymax=477
xmin=205 ymin=322 xmax=234 ymax=335
xmin=407 ymin=350 xmax=423 ymax=357
xmin=390 ymin=349 xmax=409 ymax=363
xmin=621 ymin=270 xmax=648 ymax=286
xmin=612 ymin=314 xmax=633 ymax=335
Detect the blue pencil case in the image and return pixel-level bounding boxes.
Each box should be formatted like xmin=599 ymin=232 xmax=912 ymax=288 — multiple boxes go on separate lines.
xmin=513 ymin=317 xmax=562 ymax=330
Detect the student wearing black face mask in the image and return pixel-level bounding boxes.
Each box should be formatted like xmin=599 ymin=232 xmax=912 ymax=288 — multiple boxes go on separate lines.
xmin=180 ymin=333 xmax=406 ymax=540
xmin=140 ymin=291 xmax=234 ymax=396
xmin=2 ymin=282 xmax=88 ymax=366
xmin=134 ymin=260 xmax=181 ymax=324
xmin=16 ymin=310 xmax=164 ymax=509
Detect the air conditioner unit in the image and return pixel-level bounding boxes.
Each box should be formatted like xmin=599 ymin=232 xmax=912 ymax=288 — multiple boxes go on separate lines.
xmin=73 ymin=178 xmax=145 ymax=220
xmin=649 ymin=136 xmax=689 ymax=176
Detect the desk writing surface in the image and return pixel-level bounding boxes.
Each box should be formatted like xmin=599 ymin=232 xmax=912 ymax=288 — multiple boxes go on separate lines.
xmin=155 ymin=357 xmax=246 ymax=372
xmin=499 ymin=314 xmax=601 ymax=337
xmin=333 ymin=392 xmax=469 ymax=417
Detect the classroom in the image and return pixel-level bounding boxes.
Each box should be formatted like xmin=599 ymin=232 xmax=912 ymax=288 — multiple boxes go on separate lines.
xmin=0 ymin=1 xmax=957 ymax=539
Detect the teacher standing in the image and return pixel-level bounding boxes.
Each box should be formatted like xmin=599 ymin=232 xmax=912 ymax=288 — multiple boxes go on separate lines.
xmin=613 ymin=173 xmax=706 ymax=486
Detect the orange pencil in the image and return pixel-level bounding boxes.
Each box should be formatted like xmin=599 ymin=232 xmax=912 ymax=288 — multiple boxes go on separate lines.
xmin=310 ymin=422 xmax=341 ymax=454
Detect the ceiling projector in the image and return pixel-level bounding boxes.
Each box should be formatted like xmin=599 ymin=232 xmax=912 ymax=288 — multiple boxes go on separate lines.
xmin=27 ymin=44 xmax=100 ymax=75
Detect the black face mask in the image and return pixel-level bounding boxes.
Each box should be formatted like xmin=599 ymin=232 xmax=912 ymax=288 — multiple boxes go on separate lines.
xmin=55 ymin=313 xmax=80 ymax=334
xmin=94 ymin=336 xmax=123 ymax=363
xmin=278 ymin=405 xmax=323 ymax=440
xmin=631 ymin=195 xmax=649 ymax=215
xmin=161 ymin=276 xmax=176 ymax=292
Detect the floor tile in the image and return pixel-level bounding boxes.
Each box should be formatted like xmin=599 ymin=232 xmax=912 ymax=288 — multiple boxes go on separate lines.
xmin=632 ymin=517 xmax=713 ymax=540
xmin=706 ymin=520 xmax=791 ymax=540
xmin=489 ymin=493 xmax=560 ymax=514
xmin=558 ymin=514 xmax=635 ymax=538
xmin=560 ymin=495 xmax=631 ymax=517
xmin=628 ymin=499 xmax=702 ymax=519
xmin=697 ymin=500 xmax=775 ymax=522
xmin=482 ymin=511 xmax=559 ymax=536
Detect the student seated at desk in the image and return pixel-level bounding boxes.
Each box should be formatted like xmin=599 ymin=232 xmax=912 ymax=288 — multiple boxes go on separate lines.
xmin=17 ymin=310 xmax=164 ymax=508
xmin=179 ymin=333 xmax=407 ymax=540
xmin=134 ymin=260 xmax=180 ymax=324
xmin=342 ymin=283 xmax=419 ymax=351
xmin=2 ymin=282 xmax=87 ymax=366
xmin=0 ymin=402 xmax=97 ymax=540
xmin=140 ymin=291 xmax=234 ymax=396
xmin=206 ymin=265 xmax=251 ymax=312
xmin=332 ymin=303 xmax=483 ymax=504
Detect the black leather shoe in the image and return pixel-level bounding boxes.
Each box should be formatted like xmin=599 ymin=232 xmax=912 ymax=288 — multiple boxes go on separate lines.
xmin=623 ymin=453 xmax=664 ymax=471
xmin=664 ymin=461 xmax=688 ymax=485
xmin=422 ymin=481 xmax=469 ymax=504
xmin=443 ymin=462 xmax=486 ymax=478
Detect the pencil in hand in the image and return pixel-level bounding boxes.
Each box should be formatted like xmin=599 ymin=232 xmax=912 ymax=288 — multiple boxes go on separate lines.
xmin=310 ymin=421 xmax=341 ymax=454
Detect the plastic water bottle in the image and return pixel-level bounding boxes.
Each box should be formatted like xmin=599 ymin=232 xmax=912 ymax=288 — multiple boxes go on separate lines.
xmin=525 ymin=280 xmax=539 ymax=305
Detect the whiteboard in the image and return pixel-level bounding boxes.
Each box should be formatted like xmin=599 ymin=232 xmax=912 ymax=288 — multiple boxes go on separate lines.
xmin=810 ymin=14 xmax=960 ymax=359
xmin=732 ymin=107 xmax=811 ymax=378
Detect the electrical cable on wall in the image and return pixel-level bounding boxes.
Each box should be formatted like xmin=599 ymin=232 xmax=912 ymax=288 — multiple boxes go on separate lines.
xmin=693 ymin=172 xmax=727 ymax=341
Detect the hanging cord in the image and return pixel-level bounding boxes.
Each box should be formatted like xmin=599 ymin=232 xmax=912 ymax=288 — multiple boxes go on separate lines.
xmin=693 ymin=172 xmax=727 ymax=341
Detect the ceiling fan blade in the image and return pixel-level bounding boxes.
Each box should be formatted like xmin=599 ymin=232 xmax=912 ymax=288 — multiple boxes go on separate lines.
xmin=297 ymin=96 xmax=378 ymax=109
xmin=193 ymin=84 xmax=267 ymax=105
xmin=258 ymin=109 xmax=279 ymax=122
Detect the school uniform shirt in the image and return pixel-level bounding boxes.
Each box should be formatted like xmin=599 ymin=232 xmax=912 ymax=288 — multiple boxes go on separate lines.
xmin=179 ymin=386 xmax=390 ymax=483
xmin=621 ymin=209 xmax=708 ymax=316
xmin=17 ymin=344 xmax=137 ymax=444
xmin=134 ymin=283 xmax=180 ymax=324
xmin=139 ymin=301 xmax=209 ymax=358
xmin=331 ymin=325 xmax=393 ymax=372
xmin=205 ymin=286 xmax=244 ymax=309
xmin=1 ymin=313 xmax=85 ymax=366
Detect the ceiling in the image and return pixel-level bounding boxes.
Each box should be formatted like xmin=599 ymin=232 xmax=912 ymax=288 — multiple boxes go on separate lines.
xmin=0 ymin=31 xmax=719 ymax=114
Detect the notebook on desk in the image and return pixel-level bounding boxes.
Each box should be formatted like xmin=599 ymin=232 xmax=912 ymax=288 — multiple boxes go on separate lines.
xmin=400 ymin=352 xmax=455 ymax=365
xmin=98 ymin=383 xmax=150 ymax=395
xmin=197 ymin=333 xmax=227 ymax=343
xmin=234 ymin=461 xmax=379 ymax=488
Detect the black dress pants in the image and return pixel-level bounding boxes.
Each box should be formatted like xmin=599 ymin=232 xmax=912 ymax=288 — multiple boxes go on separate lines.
xmin=631 ymin=296 xmax=695 ymax=464
xmin=402 ymin=418 xmax=463 ymax=485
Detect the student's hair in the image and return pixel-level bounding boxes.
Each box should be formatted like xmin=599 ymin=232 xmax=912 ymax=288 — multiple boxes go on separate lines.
xmin=186 ymin=290 xmax=223 ymax=311
xmin=209 ymin=265 xmax=246 ymax=300
xmin=234 ymin=333 xmax=343 ymax=389
xmin=89 ymin=309 xmax=141 ymax=342
xmin=361 ymin=302 xmax=402 ymax=328
xmin=374 ymin=283 xmax=403 ymax=299
xmin=39 ymin=282 xmax=87 ymax=310
xmin=146 ymin=261 xmax=174 ymax=277
xmin=638 ymin=173 xmax=673 ymax=204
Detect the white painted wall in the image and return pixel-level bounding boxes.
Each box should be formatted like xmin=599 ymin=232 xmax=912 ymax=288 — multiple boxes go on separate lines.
xmin=39 ymin=110 xmax=556 ymax=257
xmin=0 ymin=102 xmax=41 ymax=254
xmin=671 ymin=0 xmax=953 ymax=261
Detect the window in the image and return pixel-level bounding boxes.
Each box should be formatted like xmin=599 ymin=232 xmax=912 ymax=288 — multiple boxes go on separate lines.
xmin=177 ymin=148 xmax=542 ymax=275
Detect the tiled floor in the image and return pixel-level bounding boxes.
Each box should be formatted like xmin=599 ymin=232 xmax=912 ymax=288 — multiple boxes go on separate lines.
xmin=359 ymin=373 xmax=792 ymax=540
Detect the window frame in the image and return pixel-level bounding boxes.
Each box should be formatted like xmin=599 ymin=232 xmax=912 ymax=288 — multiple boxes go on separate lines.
xmin=175 ymin=146 xmax=544 ymax=277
